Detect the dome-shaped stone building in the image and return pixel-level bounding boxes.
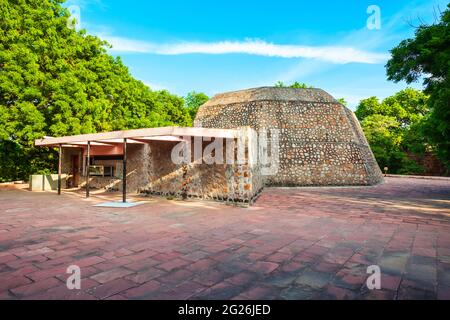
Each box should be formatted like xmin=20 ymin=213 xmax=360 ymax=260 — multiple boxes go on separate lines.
xmin=195 ymin=87 xmax=383 ymax=186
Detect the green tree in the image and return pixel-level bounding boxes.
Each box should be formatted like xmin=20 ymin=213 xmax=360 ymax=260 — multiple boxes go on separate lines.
xmin=154 ymin=90 xmax=191 ymax=127
xmin=355 ymin=89 xmax=429 ymax=126
xmin=354 ymin=97 xmax=382 ymax=121
xmin=382 ymin=88 xmax=429 ymax=126
xmin=289 ymin=81 xmax=312 ymax=89
xmin=386 ymin=4 xmax=450 ymax=169
xmin=274 ymin=81 xmax=313 ymax=88
xmin=184 ymin=91 xmax=209 ymax=122
xmin=336 ymin=98 xmax=347 ymax=106
xmin=0 ymin=0 xmax=191 ymax=181
xmin=356 ymin=88 xmax=429 ymax=174
xmin=361 ymin=114 xmax=406 ymax=173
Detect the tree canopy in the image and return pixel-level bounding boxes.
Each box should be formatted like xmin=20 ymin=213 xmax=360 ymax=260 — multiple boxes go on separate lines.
xmin=356 ymin=88 xmax=431 ymax=174
xmin=0 ymin=0 xmax=197 ymax=181
xmin=386 ymin=4 xmax=450 ymax=169
xmin=274 ymin=81 xmax=313 ymax=88
xmin=336 ymin=97 xmax=347 ymax=106
xmin=355 ymin=88 xmax=429 ymax=127
xmin=184 ymin=91 xmax=209 ymax=121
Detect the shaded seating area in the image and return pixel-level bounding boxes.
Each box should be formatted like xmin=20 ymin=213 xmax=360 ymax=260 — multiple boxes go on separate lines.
xmin=34 ymin=126 xmax=262 ymax=205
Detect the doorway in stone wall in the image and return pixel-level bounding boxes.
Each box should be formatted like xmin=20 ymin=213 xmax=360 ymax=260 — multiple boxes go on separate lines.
xmin=71 ymin=154 xmax=79 ymax=187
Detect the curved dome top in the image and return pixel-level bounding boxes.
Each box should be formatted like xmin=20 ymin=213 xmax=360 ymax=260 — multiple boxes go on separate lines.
xmin=202 ymin=87 xmax=337 ymax=107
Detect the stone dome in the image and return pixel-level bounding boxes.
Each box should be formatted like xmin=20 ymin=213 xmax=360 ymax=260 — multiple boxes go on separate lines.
xmin=195 ymin=87 xmax=383 ymax=186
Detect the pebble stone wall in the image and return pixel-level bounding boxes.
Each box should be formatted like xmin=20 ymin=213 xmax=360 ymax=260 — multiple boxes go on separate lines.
xmin=138 ymin=140 xmax=262 ymax=205
xmin=59 ymin=87 xmax=383 ymax=206
xmin=62 ymin=138 xmax=262 ymax=205
xmin=195 ymin=87 xmax=384 ymax=186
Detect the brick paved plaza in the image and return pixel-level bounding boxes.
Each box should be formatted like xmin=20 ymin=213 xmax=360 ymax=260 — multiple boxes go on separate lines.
xmin=0 ymin=177 xmax=449 ymax=300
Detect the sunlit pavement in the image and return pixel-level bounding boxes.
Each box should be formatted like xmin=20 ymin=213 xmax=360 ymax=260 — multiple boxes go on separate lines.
xmin=0 ymin=177 xmax=449 ymax=300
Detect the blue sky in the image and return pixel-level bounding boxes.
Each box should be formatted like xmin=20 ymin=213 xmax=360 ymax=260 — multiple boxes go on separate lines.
xmin=65 ymin=0 xmax=447 ymax=109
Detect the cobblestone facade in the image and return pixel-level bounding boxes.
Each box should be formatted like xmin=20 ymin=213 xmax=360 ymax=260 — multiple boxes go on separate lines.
xmin=195 ymin=87 xmax=383 ymax=186
xmin=139 ymin=139 xmax=262 ymax=205
xmin=59 ymin=87 xmax=382 ymax=206
xmin=62 ymin=137 xmax=262 ymax=205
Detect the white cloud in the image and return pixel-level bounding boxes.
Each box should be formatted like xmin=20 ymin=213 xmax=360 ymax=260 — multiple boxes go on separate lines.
xmin=273 ymin=1 xmax=438 ymax=84
xmin=102 ymin=36 xmax=155 ymax=53
xmin=102 ymin=37 xmax=388 ymax=64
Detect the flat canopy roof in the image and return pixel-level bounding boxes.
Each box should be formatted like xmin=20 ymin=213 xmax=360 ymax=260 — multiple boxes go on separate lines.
xmin=35 ymin=126 xmax=240 ymax=147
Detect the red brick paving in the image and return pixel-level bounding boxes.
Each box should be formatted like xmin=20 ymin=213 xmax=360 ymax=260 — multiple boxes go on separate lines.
xmin=0 ymin=177 xmax=449 ymax=299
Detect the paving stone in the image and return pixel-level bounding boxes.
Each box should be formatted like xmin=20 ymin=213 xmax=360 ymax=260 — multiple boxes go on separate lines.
xmin=397 ymin=286 xmax=437 ymax=300
xmin=404 ymin=263 xmax=437 ymax=291
xmin=90 ymin=268 xmax=134 ymax=284
xmin=87 ymin=279 xmax=137 ymax=299
xmin=225 ymin=271 xmax=258 ymax=287
xmin=251 ymin=261 xmax=279 ymax=275
xmin=280 ymin=261 xmax=307 ymax=273
xmin=10 ymin=277 xmax=62 ymax=298
xmin=156 ymin=258 xmax=189 ymax=272
xmin=159 ymin=281 xmax=206 ymax=300
xmin=312 ymin=261 xmax=342 ymax=273
xmin=265 ymin=252 xmax=292 ymax=263
xmin=378 ymin=251 xmax=410 ymax=276
xmin=322 ymin=247 xmax=355 ymax=265
xmin=193 ymin=269 xmax=227 ymax=287
xmin=280 ymin=286 xmax=316 ymax=300
xmin=381 ymin=273 xmax=402 ymax=291
xmin=437 ymin=285 xmax=450 ymax=299
xmin=409 ymin=255 xmax=436 ymax=265
xmin=0 ymin=276 xmax=32 ymax=291
xmin=235 ymin=285 xmax=279 ymax=300
xmin=266 ymin=272 xmax=297 ymax=288
xmin=124 ymin=258 xmax=160 ymax=272
xmin=122 ymin=280 xmax=161 ymax=299
xmin=193 ymin=281 xmax=244 ymax=300
xmin=185 ymin=258 xmax=217 ymax=272
xmin=30 ymin=284 xmax=96 ymax=300
xmin=360 ymin=289 xmax=397 ymax=300
xmin=332 ymin=269 xmax=367 ymax=290
xmin=1 ymin=177 xmax=449 ymax=300
xmin=124 ymin=267 xmax=164 ymax=284
xmin=156 ymin=269 xmax=193 ymax=285
xmin=295 ymin=269 xmax=332 ymax=289
xmin=314 ymin=285 xmax=356 ymax=300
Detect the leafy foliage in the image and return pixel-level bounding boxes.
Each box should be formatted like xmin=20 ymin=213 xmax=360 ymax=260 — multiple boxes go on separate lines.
xmin=356 ymin=89 xmax=430 ymax=174
xmin=0 ymin=0 xmax=194 ymax=181
xmin=356 ymin=89 xmax=429 ymax=126
xmin=361 ymin=114 xmax=407 ymax=173
xmin=274 ymin=81 xmax=313 ymax=88
xmin=184 ymin=91 xmax=209 ymax=121
xmin=386 ymin=4 xmax=450 ymax=170
xmin=336 ymin=98 xmax=347 ymax=106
